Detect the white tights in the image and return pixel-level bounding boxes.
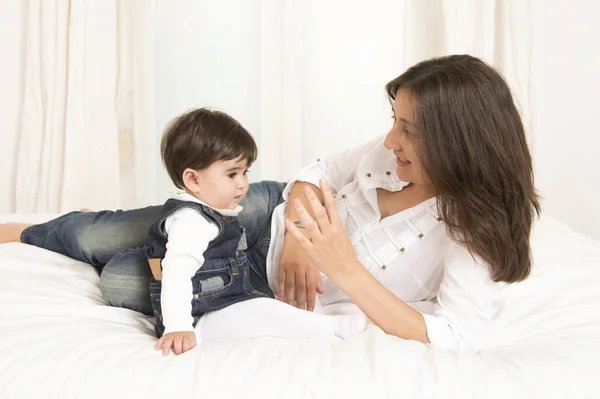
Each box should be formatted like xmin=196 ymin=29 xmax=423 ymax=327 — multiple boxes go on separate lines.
xmin=194 ymin=297 xmax=367 ymax=343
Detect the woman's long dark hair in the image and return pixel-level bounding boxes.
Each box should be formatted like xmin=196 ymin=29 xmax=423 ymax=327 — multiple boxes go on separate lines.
xmin=386 ymin=55 xmax=540 ymax=283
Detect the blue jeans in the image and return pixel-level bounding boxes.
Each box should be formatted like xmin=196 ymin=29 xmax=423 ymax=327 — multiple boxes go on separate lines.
xmin=21 ymin=181 xmax=286 ymax=315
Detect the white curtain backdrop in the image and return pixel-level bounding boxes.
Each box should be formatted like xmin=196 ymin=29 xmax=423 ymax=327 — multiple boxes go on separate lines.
xmin=2 ymin=0 xmax=599 ymax=239
xmin=153 ymin=0 xmax=532 ymax=201
xmin=0 ymin=0 xmax=532 ymax=208
xmin=13 ymin=0 xmax=155 ymax=213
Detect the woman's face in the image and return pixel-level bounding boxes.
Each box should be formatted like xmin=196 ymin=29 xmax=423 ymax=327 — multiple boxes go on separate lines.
xmin=384 ymin=89 xmax=428 ymax=186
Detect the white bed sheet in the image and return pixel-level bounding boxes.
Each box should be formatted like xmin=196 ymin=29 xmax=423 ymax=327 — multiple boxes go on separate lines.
xmin=1 ymin=214 xmax=599 ymax=399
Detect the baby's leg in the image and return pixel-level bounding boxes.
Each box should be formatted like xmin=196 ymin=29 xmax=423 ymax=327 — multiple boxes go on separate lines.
xmin=19 ymin=207 xmax=160 ymax=266
xmin=195 ymin=297 xmax=367 ymax=343
xmin=0 ymin=223 xmax=32 ymax=244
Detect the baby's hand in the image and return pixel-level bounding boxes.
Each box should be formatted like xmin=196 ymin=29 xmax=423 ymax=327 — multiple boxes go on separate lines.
xmin=155 ymin=331 xmax=197 ymax=356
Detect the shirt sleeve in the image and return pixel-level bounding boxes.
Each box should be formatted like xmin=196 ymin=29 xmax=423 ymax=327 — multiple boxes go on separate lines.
xmin=160 ymin=207 xmax=219 ymax=334
xmin=421 ymin=242 xmax=503 ymax=352
xmin=282 ymin=134 xmax=385 ymax=200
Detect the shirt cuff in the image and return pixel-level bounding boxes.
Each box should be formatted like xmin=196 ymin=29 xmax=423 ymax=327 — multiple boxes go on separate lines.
xmin=421 ymin=313 xmax=469 ymax=352
xmin=282 ymin=160 xmax=327 ymax=201
xmin=163 ymin=326 xmax=194 ymax=334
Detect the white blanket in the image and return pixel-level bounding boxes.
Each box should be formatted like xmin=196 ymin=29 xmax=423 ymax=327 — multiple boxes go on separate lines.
xmin=1 ymin=214 xmax=599 ymax=399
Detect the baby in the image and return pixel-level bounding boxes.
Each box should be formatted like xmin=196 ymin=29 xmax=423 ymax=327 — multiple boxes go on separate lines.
xmin=145 ymin=108 xmax=366 ymax=355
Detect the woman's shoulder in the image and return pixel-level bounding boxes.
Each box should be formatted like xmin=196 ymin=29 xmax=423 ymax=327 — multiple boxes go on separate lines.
xmin=443 ymin=241 xmax=494 ymax=277
xmin=353 ymin=136 xmax=396 ymax=176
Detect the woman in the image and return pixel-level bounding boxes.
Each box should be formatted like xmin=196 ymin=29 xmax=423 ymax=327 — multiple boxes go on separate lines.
xmin=0 ymin=55 xmax=540 ymax=351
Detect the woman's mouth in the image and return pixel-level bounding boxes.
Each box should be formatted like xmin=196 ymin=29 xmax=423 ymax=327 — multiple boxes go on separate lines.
xmin=396 ymin=157 xmax=411 ymax=167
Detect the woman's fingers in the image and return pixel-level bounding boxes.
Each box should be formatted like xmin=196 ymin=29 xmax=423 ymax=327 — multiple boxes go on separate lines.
xmin=305 ymin=269 xmax=319 ymax=311
xmin=284 ymin=269 xmax=296 ymax=306
xmin=285 ymin=216 xmax=313 ymax=249
xmin=277 ymin=271 xmax=287 ymax=301
xmin=291 ymin=199 xmax=321 ymax=239
xmin=302 ymin=185 xmax=329 ymax=231
xmin=294 ymin=269 xmax=308 ymax=309
xmin=319 ymin=179 xmax=342 ymax=228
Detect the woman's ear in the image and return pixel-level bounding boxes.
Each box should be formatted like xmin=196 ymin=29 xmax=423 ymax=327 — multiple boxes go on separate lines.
xmin=182 ymin=168 xmax=201 ymax=193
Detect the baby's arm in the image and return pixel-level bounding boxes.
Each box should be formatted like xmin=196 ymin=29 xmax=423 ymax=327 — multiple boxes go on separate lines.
xmin=155 ymin=208 xmax=218 ymax=355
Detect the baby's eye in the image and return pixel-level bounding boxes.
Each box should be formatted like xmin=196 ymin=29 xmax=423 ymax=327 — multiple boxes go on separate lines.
xmin=228 ymin=172 xmax=237 ymax=179
xmin=243 ymin=169 xmax=250 ymax=175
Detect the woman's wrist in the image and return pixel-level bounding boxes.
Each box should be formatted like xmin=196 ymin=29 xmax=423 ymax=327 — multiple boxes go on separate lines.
xmin=329 ymin=258 xmax=367 ymax=291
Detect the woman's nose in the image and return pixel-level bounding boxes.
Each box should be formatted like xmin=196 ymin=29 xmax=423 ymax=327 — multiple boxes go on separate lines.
xmin=384 ymin=128 xmax=402 ymax=150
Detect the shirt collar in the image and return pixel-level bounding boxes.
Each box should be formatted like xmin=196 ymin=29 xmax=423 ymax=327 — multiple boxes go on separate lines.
xmin=171 ymin=192 xmax=242 ymax=216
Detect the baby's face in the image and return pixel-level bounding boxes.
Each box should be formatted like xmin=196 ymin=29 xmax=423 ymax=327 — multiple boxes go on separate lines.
xmin=193 ymin=157 xmax=250 ymax=210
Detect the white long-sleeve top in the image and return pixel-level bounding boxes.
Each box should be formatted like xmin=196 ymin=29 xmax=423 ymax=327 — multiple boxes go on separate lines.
xmin=160 ymin=192 xmax=241 ymax=334
xmin=266 ymin=135 xmax=503 ymax=351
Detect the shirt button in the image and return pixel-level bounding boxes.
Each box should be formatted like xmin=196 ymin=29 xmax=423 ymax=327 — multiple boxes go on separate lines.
xmin=366 ymin=173 xmax=372 ymax=177
xmin=400 ymin=247 xmax=405 ymax=253
xmin=341 ymin=194 xmax=347 ymax=198
xmin=386 ymin=171 xmax=391 ymax=175
xmin=418 ymin=233 xmax=424 ymax=239
xmin=437 ymin=217 xmax=442 ymax=222
xmin=381 ymin=265 xmax=387 ymax=270
xmin=316 ymin=158 xmax=321 ymax=162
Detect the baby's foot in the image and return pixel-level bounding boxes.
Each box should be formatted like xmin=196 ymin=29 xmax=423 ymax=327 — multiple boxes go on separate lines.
xmin=0 ymin=223 xmax=31 ymax=244
xmin=333 ymin=314 xmax=368 ymax=340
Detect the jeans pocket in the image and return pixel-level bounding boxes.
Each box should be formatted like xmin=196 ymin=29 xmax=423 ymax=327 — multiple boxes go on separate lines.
xmin=192 ymin=266 xmax=234 ymax=299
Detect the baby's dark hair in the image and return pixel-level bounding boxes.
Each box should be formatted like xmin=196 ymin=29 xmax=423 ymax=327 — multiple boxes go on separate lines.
xmin=161 ymin=108 xmax=257 ymax=189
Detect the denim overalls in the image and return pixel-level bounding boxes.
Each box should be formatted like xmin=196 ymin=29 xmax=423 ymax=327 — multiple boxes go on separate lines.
xmin=146 ymin=199 xmax=273 ymax=337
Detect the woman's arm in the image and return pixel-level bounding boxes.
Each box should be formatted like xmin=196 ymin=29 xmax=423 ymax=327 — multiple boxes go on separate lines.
xmin=278 ymin=181 xmax=324 ymax=310
xmin=285 ymin=179 xmax=502 ymax=351
xmin=335 ymin=265 xmax=429 ymax=343
xmin=278 ymin=135 xmax=385 ymax=310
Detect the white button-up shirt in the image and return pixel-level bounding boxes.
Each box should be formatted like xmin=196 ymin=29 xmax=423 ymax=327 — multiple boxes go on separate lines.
xmin=266 ymin=135 xmax=503 ymax=351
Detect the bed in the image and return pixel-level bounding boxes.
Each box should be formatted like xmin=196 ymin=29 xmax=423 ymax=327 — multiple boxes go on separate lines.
xmin=1 ymin=213 xmax=599 ymax=398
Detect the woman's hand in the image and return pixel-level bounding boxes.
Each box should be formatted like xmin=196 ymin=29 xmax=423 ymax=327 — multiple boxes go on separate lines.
xmin=284 ymin=179 xmax=363 ymax=282
xmin=155 ymin=331 xmax=196 ymax=356
xmin=278 ymin=237 xmax=324 ymax=311
xmin=285 ymin=178 xmax=429 ymax=344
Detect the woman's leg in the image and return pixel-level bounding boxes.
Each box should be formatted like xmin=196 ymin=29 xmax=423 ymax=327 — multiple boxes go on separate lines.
xmin=100 ymin=248 xmax=154 ymax=315
xmin=19 ymin=206 xmax=162 ymax=266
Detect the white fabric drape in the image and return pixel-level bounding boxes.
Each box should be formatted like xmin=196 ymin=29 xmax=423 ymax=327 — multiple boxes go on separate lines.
xmin=153 ymin=0 xmax=532 ymax=197
xmin=14 ymin=0 xmax=155 ymax=213
xmin=4 ymin=0 xmax=530 ymax=211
